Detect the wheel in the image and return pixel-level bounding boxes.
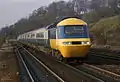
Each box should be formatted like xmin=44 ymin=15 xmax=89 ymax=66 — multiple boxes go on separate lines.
xmin=59 ymin=55 xmax=64 ymax=61
xmin=77 ymin=60 xmax=84 ymax=64
xmin=63 ymin=58 xmax=68 ymax=64
xmin=56 ymin=54 xmax=63 ymax=61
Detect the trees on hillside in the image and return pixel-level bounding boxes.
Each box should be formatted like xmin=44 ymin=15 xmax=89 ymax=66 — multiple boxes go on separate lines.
xmin=83 ymin=0 xmax=120 ymax=23
xmin=0 ymin=0 xmax=119 ymax=39
xmin=0 ymin=0 xmax=75 ymax=38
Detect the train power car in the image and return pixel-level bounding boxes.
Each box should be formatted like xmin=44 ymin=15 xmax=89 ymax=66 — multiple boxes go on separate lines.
xmin=17 ymin=17 xmax=91 ymax=62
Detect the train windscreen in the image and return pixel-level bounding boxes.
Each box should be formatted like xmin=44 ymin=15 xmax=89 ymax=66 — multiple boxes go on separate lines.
xmin=64 ymin=25 xmax=88 ymax=38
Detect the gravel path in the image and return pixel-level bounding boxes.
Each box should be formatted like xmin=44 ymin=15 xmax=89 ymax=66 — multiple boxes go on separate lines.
xmin=0 ymin=43 xmax=20 ymax=82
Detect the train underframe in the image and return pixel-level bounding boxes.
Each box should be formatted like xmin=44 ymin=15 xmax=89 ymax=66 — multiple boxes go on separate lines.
xmin=50 ymin=49 xmax=87 ymax=63
xmin=19 ymin=42 xmax=88 ymax=63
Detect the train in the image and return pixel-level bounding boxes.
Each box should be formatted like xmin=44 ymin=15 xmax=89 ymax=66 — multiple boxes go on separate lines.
xmin=17 ymin=17 xmax=91 ymax=63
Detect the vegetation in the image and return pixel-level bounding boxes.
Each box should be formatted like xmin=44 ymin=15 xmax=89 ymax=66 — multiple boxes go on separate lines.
xmin=83 ymin=0 xmax=120 ymax=24
xmin=0 ymin=36 xmax=5 ymax=47
xmin=0 ymin=1 xmax=75 ymax=38
xmin=0 ymin=0 xmax=119 ymax=46
xmin=82 ymin=0 xmax=120 ymax=46
xmin=90 ymin=15 xmax=120 ymax=46
xmin=83 ymin=7 xmax=118 ymax=24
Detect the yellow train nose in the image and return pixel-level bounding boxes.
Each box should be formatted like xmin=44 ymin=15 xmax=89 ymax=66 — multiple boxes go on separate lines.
xmin=58 ymin=45 xmax=91 ymax=58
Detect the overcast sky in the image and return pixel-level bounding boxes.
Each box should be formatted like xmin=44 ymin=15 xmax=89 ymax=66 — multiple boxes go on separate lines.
xmin=0 ymin=0 xmax=69 ymax=28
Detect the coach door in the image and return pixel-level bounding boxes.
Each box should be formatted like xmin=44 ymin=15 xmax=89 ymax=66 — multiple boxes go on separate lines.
xmin=45 ymin=30 xmax=50 ymax=47
xmin=56 ymin=28 xmax=59 ymax=49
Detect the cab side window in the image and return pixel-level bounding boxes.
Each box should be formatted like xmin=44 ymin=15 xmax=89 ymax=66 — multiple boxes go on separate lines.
xmin=49 ymin=28 xmax=56 ymax=39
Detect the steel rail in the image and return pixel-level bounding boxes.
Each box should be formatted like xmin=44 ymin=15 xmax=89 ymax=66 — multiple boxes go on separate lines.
xmin=84 ymin=63 xmax=120 ymax=78
xmin=17 ymin=48 xmax=35 ymax=82
xmin=63 ymin=63 xmax=105 ymax=82
xmin=22 ymin=46 xmax=65 ymax=82
xmin=91 ymin=53 xmax=120 ymax=61
xmin=22 ymin=46 xmax=106 ymax=82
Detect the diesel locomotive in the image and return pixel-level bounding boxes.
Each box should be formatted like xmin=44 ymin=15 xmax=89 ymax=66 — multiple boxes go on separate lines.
xmin=17 ymin=17 xmax=91 ymax=62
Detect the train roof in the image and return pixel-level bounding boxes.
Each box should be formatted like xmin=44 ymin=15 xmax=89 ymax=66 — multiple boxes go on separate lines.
xmin=20 ymin=28 xmax=45 ymax=36
xmin=46 ymin=16 xmax=87 ymax=29
xmin=57 ymin=18 xmax=87 ymax=26
xmin=18 ymin=16 xmax=86 ymax=37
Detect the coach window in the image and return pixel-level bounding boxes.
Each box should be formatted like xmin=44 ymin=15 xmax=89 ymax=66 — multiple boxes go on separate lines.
xmin=31 ymin=34 xmax=35 ymax=38
xmin=27 ymin=35 xmax=29 ymax=38
xmin=36 ymin=32 xmax=44 ymax=38
xmin=25 ymin=35 xmax=27 ymax=39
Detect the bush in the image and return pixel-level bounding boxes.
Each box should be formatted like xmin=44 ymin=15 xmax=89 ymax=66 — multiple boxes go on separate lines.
xmin=0 ymin=36 xmax=5 ymax=47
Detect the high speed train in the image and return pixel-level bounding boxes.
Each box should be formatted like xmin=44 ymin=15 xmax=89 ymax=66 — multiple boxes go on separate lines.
xmin=17 ymin=17 xmax=91 ymax=62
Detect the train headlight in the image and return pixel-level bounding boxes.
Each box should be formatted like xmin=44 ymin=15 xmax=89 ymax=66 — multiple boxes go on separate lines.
xmin=87 ymin=42 xmax=90 ymax=44
xmin=63 ymin=42 xmax=72 ymax=45
xmin=82 ymin=41 xmax=90 ymax=44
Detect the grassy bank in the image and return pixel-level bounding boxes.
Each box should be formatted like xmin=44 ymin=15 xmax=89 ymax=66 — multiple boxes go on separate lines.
xmin=90 ymin=15 xmax=120 ymax=46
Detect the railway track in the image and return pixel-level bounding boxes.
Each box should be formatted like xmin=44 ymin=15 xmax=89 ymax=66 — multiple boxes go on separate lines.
xmin=17 ymin=44 xmax=120 ymax=82
xmin=64 ymin=63 xmax=120 ymax=82
xmin=22 ymin=46 xmax=102 ymax=82
xmin=91 ymin=53 xmax=120 ymax=61
xmin=89 ymin=48 xmax=120 ymax=57
xmin=16 ymin=46 xmax=65 ymax=82
xmin=83 ymin=64 xmax=120 ymax=80
xmin=15 ymin=48 xmax=35 ymax=82
xmin=76 ymin=64 xmax=120 ymax=81
xmin=87 ymin=50 xmax=120 ymax=65
xmin=90 ymin=48 xmax=120 ymax=54
xmin=85 ymin=48 xmax=120 ymax=66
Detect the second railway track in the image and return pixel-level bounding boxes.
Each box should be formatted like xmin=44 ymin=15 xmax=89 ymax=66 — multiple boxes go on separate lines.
xmin=75 ymin=63 xmax=120 ymax=81
xmin=89 ymin=48 xmax=120 ymax=62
